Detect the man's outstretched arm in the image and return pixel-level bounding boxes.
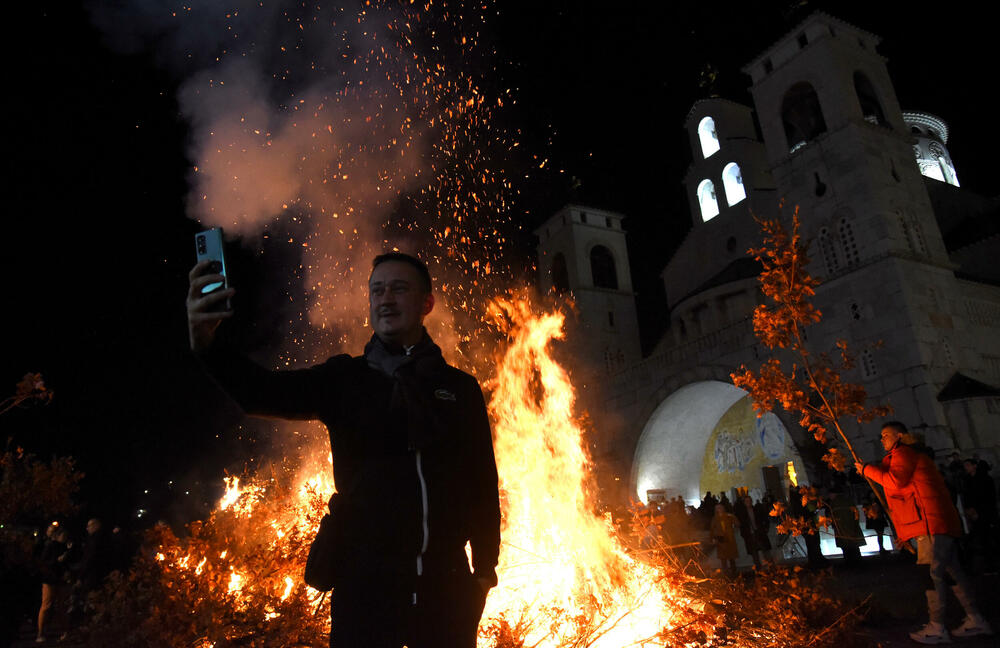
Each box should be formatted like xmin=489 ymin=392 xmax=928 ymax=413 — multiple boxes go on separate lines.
xmin=186 ymin=260 xmax=340 ymax=421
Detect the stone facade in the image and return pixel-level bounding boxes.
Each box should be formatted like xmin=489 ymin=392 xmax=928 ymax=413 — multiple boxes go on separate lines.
xmin=539 ymin=12 xmax=1000 ymax=505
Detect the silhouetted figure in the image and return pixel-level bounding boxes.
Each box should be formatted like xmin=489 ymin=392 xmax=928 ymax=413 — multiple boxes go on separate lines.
xmin=698 ymin=492 xmax=718 ymax=531
xmin=36 ymin=524 xmax=70 ymax=642
xmin=752 ymin=497 xmax=774 ymax=561
xmin=700 ymin=492 xmax=718 ymax=516
xmin=734 ymin=496 xmax=762 ymax=568
xmin=67 ymin=517 xmax=111 ymax=632
xmin=961 ymin=459 xmax=999 ymax=573
xmin=710 ymin=503 xmax=739 ymax=576
xmin=788 ymin=485 xmax=827 ymax=569
xmin=865 ymin=498 xmax=889 ymax=555
xmin=75 ymin=519 xmax=111 ymax=594
xmin=829 ymin=489 xmax=863 ymax=566
xmin=943 ymin=452 xmax=964 ymax=504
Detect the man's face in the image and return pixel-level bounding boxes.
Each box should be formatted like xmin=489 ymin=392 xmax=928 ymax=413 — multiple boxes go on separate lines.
xmin=368 ymin=260 xmax=433 ymax=346
xmin=964 ymin=461 xmax=977 ymax=476
xmin=87 ymin=519 xmax=100 ymax=535
xmin=880 ymin=427 xmax=901 ymax=452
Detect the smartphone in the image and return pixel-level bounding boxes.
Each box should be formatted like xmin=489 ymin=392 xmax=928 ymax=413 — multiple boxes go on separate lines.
xmin=195 ymin=228 xmax=228 ymax=301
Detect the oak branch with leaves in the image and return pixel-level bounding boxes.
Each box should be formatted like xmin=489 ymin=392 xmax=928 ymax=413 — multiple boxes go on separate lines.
xmin=731 ymin=208 xmax=891 ymax=520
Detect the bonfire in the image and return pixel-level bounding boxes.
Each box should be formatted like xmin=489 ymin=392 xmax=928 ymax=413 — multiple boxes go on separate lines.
xmin=88 ymin=292 xmax=867 ymax=648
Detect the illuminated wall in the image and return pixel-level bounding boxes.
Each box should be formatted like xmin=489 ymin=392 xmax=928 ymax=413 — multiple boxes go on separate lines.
xmin=699 ymin=394 xmax=804 ymax=502
xmin=632 ymin=381 xmax=806 ymax=506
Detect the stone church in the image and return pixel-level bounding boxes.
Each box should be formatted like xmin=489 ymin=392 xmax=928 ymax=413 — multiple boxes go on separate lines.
xmin=534 ymin=12 xmax=1000 ymax=507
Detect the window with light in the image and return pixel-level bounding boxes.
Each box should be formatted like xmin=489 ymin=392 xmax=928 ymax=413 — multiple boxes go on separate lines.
xmin=697 ymin=116 xmax=720 ymax=158
xmin=722 ymin=162 xmax=746 ymax=206
xmin=697 ymin=179 xmax=720 ymax=221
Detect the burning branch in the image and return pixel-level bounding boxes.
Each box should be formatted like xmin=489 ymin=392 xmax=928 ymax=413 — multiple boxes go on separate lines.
xmin=86 ymin=465 xmax=333 ymax=648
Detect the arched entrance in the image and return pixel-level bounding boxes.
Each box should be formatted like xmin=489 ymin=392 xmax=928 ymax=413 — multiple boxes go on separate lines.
xmin=631 ymin=381 xmax=805 ymax=505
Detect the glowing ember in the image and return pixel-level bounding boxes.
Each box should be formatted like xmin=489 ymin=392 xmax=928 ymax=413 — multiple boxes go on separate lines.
xmin=219 ymin=475 xmax=266 ymax=517
xmin=227 ymin=569 xmax=243 ymax=595
xmin=219 ymin=476 xmax=240 ymax=511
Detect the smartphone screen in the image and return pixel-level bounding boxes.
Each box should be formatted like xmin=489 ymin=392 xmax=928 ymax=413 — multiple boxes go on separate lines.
xmin=195 ymin=228 xmax=227 ymax=295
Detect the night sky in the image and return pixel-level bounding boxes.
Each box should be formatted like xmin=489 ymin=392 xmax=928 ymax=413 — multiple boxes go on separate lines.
xmin=5 ymin=1 xmax=991 ymax=529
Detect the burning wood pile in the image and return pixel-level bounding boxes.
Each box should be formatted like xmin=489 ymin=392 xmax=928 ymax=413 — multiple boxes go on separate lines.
xmin=86 ymin=294 xmax=867 ymax=648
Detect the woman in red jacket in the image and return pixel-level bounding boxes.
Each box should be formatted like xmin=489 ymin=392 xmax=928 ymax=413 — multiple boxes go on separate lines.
xmin=857 ymin=422 xmax=992 ymax=644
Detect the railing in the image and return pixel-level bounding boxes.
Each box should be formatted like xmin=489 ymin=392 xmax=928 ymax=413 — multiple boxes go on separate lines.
xmin=610 ymin=316 xmax=755 ymax=390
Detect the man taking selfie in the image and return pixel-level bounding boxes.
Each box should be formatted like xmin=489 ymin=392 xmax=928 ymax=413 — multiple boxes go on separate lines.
xmin=188 ymin=251 xmax=501 ymax=648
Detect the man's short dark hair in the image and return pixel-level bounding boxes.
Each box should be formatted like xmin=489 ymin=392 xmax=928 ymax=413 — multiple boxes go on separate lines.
xmin=881 ymin=420 xmax=908 ymax=435
xmin=372 ymin=252 xmax=432 ymax=293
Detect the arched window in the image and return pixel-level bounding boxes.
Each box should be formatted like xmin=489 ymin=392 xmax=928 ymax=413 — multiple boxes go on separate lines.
xmin=781 ymin=82 xmax=827 ymax=152
xmin=838 ymin=217 xmax=860 ymax=266
xmin=818 ymin=227 xmax=840 ymax=275
xmin=697 ymin=179 xmax=720 ymax=221
xmin=590 ymin=245 xmax=618 ymax=289
xmin=697 ymin=116 xmax=720 ymax=158
xmin=899 ymin=212 xmax=927 ymax=256
xmin=927 ymin=142 xmax=960 ymax=186
xmin=551 ymin=253 xmax=569 ymax=294
xmin=853 ymin=72 xmax=886 ymax=126
xmin=721 ymin=162 xmax=747 ymax=206
xmin=861 ymin=348 xmax=878 ymax=379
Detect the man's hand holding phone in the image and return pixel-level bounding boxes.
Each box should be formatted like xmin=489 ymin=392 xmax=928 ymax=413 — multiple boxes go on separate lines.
xmin=187 ymin=259 xmax=234 ymax=352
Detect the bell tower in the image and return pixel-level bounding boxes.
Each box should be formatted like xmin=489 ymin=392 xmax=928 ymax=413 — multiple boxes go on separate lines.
xmin=741 ymin=12 xmax=969 ymax=448
xmin=535 ymin=204 xmax=641 ymax=374
xmin=743 ymin=12 xmax=948 ymax=266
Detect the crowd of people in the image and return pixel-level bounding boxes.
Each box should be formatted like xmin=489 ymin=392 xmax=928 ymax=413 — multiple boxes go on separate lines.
xmin=631 ymin=465 xmax=996 ymax=579
xmin=30 ymin=517 xmax=127 ymax=643
xmin=629 ymin=422 xmax=998 ymax=644
xmin=634 ymin=490 xmax=780 ymax=574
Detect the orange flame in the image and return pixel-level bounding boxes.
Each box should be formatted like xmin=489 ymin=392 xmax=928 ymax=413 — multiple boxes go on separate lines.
xmin=481 ymin=294 xmax=692 ymax=646
xmin=152 ymin=296 xmax=704 ymax=644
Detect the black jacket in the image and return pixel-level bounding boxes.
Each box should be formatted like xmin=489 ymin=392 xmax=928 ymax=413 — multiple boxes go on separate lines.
xmin=200 ymin=333 xmax=501 ymax=584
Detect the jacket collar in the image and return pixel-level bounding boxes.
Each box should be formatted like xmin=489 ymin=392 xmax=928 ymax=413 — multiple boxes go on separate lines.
xmin=364 ymin=329 xmax=444 ymax=378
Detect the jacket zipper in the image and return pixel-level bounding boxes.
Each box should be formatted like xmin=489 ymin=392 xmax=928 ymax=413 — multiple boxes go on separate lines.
xmin=415 ymin=450 xmax=430 ymax=576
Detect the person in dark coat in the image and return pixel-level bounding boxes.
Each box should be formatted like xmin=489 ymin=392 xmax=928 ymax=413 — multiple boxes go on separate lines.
xmin=188 ymin=252 xmax=501 ymax=648
xmin=36 ymin=525 xmax=69 ymax=642
xmin=828 ymin=489 xmax=864 ymax=566
xmin=961 ymin=459 xmax=999 ymax=572
xmin=864 ymin=497 xmax=889 ymax=555
xmin=710 ymin=504 xmax=739 ymax=576
xmin=75 ymin=518 xmax=111 ymax=595
xmin=733 ymin=496 xmax=762 ymax=567
xmin=788 ymin=485 xmax=827 ymax=569
xmin=753 ymin=497 xmax=774 ymax=561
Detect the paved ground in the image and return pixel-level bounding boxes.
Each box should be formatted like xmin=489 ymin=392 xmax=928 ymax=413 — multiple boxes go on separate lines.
xmin=817 ymin=553 xmax=998 ymax=647
xmin=8 ymin=553 xmax=997 ymax=647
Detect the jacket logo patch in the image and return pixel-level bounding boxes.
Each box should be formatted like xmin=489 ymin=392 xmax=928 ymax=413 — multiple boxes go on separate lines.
xmin=434 ymin=389 xmax=457 ymax=401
